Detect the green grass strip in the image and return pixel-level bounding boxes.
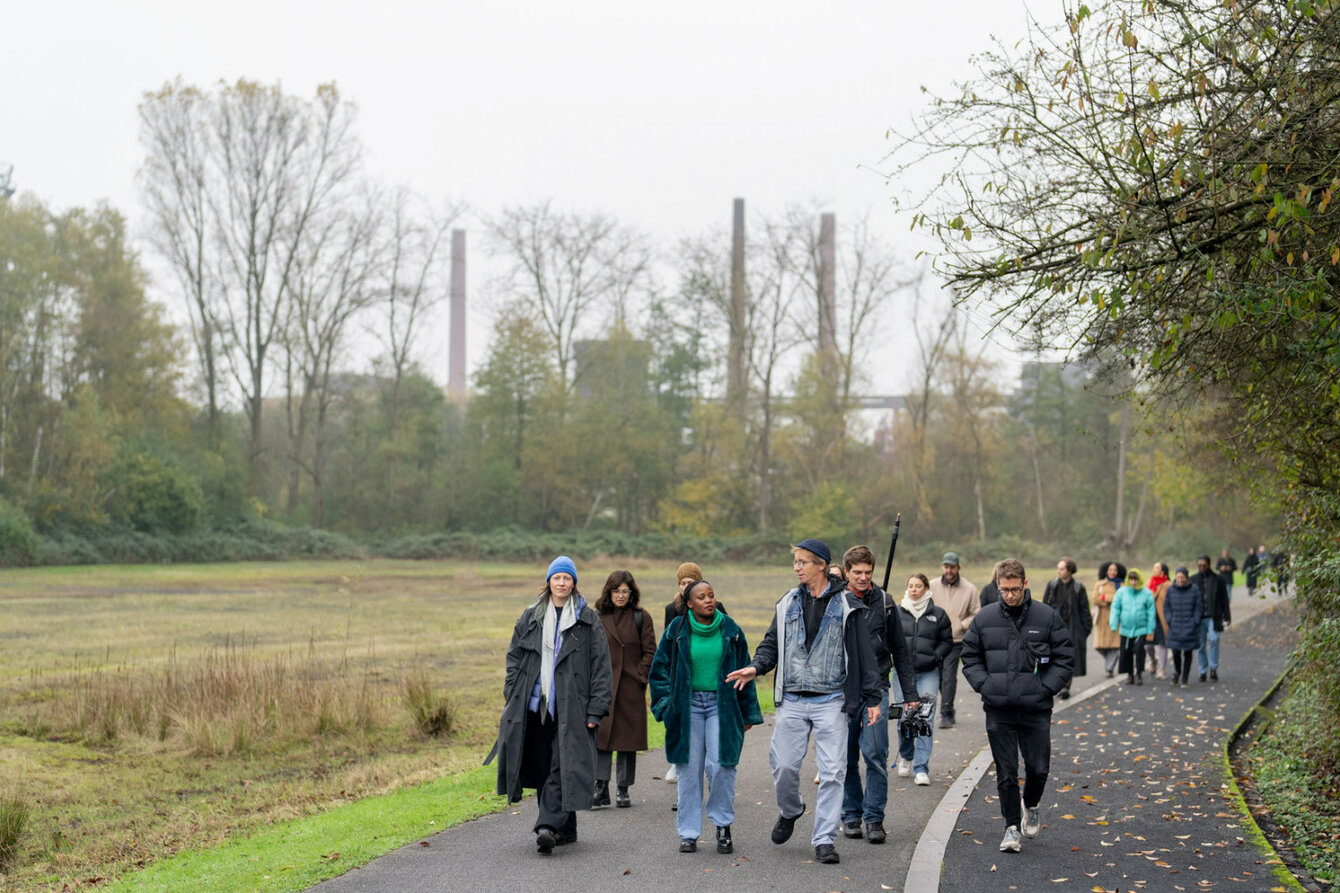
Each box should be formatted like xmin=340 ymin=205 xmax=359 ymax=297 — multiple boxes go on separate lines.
xmin=105 ymin=764 xmax=508 ymax=893
xmin=1218 ymin=665 xmax=1307 ymax=893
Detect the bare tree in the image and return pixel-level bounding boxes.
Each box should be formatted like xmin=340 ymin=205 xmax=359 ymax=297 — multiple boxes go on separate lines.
xmin=485 ymin=202 xmax=652 ymax=393
xmin=139 ymin=79 xmax=361 ymax=493
xmin=904 ymin=282 xmax=958 ymax=527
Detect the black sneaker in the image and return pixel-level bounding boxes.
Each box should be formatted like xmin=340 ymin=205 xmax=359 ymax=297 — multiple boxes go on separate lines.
xmin=680 ymin=838 xmax=697 ymax=853
xmin=815 ymin=843 xmax=840 ymax=864
xmin=536 ymin=827 xmax=557 ymax=854
xmin=843 ymin=820 xmax=863 ymax=839
xmin=939 ymin=716 xmax=956 ymax=729
xmin=1210 ymin=669 xmax=1219 ymax=682
xmin=716 ymin=825 xmax=733 ymax=854
xmin=1200 ymin=673 xmax=1208 ymax=682
xmin=772 ymin=804 xmax=804 ymax=844
xmin=866 ymin=821 xmax=886 ymax=844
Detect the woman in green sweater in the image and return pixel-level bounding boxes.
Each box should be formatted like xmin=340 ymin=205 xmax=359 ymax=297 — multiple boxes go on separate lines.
xmin=650 ymin=580 xmax=763 ymax=856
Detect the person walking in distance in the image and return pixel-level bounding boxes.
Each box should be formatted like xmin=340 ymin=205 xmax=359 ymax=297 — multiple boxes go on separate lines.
xmin=1092 ymin=562 xmax=1126 ymax=678
xmin=725 ymin=539 xmax=882 ymax=866
xmin=929 ymin=552 xmax=979 ymax=729
xmin=838 ymin=545 xmax=919 ymax=843
xmin=961 ymin=558 xmax=1075 ymax=854
xmin=1243 ymin=546 xmax=1263 ymax=598
xmin=592 ymin=570 xmax=657 ymax=809
xmin=486 ymin=557 xmax=613 ymax=854
xmin=649 ymin=580 xmax=763 ymax=855
xmin=1042 ymin=557 xmax=1091 ymax=699
xmin=893 ymin=572 xmax=952 ymax=786
xmin=1216 ymin=549 xmax=1238 ymax=600
xmin=1163 ymin=567 xmax=1203 ymax=688
xmin=1145 ymin=562 xmax=1171 ymax=680
xmin=1110 ymin=569 xmax=1156 ymax=685
xmin=1194 ymin=555 xmax=1232 ymax=681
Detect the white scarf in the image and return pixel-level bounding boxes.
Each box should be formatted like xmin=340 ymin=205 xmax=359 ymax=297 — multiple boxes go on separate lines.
xmin=539 ymin=596 xmax=578 ymax=720
xmin=902 ymin=590 xmax=932 ymax=619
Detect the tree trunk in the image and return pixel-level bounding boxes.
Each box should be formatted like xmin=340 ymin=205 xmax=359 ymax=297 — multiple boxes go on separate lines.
xmin=1124 ymin=474 xmax=1150 ymax=550
xmin=1111 ymin=401 xmax=1130 ymax=547
xmin=759 ymin=394 xmax=773 ymax=530
xmin=1028 ymin=428 xmax=1049 ymax=540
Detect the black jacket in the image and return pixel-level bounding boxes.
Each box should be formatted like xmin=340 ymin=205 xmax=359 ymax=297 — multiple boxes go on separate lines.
xmin=896 ymin=600 xmax=953 ymax=675
xmin=848 ymin=583 xmax=918 ymax=702
xmin=961 ymin=595 xmax=1075 ymax=714
xmin=748 ymin=581 xmax=882 ymax=716
xmin=1194 ymin=570 xmax=1232 ymax=632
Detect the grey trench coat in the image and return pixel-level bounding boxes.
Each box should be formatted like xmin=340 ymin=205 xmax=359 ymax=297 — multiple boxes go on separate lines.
xmin=487 ymin=595 xmax=613 ymax=812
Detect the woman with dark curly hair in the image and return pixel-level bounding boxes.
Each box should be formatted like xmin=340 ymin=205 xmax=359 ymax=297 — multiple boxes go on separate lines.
xmin=592 ymin=570 xmax=657 ymax=808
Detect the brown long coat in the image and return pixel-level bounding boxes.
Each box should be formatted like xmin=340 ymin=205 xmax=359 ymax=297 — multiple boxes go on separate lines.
xmin=1092 ymin=579 xmax=1122 ymax=650
xmin=596 ymin=606 xmax=657 ymax=752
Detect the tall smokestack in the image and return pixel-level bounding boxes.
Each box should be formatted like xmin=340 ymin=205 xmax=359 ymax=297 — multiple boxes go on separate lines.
xmin=727 ymin=198 xmax=747 ymax=412
xmin=448 ymin=229 xmax=467 ymax=401
xmin=818 ymin=212 xmax=837 ymax=364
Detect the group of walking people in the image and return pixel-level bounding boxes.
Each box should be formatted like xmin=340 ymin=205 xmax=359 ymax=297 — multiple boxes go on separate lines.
xmin=1089 ymin=556 xmax=1232 ymax=687
xmin=485 ymin=541 xmax=1241 ymax=861
xmin=486 ymin=540 xmax=962 ymax=862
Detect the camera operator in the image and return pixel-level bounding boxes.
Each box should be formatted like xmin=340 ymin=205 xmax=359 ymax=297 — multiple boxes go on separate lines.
xmin=961 ymin=558 xmax=1074 ymax=854
xmin=893 ymin=572 xmax=953 ymax=786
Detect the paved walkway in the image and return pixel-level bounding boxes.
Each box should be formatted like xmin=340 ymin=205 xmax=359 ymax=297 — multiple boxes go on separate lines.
xmin=309 ymin=590 xmax=1293 ymax=892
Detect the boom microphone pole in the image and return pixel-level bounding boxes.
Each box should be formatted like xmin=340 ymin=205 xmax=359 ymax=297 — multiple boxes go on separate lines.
xmin=881 ymin=513 xmax=901 ymax=592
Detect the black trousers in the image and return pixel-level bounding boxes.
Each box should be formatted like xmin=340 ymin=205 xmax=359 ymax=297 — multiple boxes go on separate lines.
xmin=984 ymin=709 xmax=1052 ymax=828
xmin=595 ymin=749 xmax=637 ymax=786
xmin=1118 ymin=635 xmax=1147 ymax=677
xmin=1172 ymin=648 xmax=1195 ymax=683
xmin=525 ymin=710 xmax=577 ymax=836
xmin=940 ymin=642 xmax=964 ymax=718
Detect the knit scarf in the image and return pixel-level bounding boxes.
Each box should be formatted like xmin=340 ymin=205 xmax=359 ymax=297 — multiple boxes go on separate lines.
xmin=539 ymin=596 xmax=578 ymax=720
xmin=902 ymin=590 xmax=932 ymax=619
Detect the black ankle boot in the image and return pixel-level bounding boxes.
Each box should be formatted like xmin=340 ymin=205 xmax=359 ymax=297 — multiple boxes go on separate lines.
xmin=716 ymin=824 xmax=734 ymax=854
xmin=591 ymin=779 xmax=610 ymax=808
xmin=615 ymin=786 xmax=631 ymax=807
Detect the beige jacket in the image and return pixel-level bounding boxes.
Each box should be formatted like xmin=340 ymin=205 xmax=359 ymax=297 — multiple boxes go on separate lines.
xmin=930 ymin=576 xmax=980 ymax=642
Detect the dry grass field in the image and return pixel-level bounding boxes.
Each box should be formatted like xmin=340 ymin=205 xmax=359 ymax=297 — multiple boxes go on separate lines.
xmin=0 ymin=556 xmax=996 ymax=890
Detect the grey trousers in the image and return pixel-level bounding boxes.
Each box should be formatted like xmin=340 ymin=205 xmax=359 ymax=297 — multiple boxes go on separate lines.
xmin=768 ymin=696 xmax=848 ymax=846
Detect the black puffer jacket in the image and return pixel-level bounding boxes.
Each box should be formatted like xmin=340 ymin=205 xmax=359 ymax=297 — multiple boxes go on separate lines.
xmin=961 ymin=595 xmax=1075 ymax=714
xmin=896 ymin=599 xmax=953 ymax=674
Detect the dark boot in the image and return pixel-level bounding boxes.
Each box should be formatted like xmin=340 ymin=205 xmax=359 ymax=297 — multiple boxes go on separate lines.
xmin=716 ymin=824 xmax=733 ymax=854
xmin=615 ymin=786 xmax=631 ymax=808
xmin=591 ymin=779 xmax=610 ymax=808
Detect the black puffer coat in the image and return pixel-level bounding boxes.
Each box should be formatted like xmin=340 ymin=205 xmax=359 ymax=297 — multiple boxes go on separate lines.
xmin=961 ymin=595 xmax=1075 ymax=714
xmin=896 ymin=599 xmax=953 ymax=674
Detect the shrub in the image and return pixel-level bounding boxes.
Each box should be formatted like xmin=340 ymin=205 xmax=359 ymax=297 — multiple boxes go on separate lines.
xmin=0 ymin=793 xmax=28 ymax=868
xmin=0 ymin=498 xmax=38 ymax=566
xmin=103 ymin=451 xmax=205 ymax=533
xmin=403 ymin=669 xmax=457 ymax=739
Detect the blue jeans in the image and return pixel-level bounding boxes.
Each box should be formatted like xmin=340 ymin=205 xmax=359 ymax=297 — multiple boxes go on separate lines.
xmin=1198 ymin=619 xmax=1220 ymax=673
xmin=675 ymin=691 xmax=737 ymax=841
xmin=842 ymin=689 xmax=889 ymax=824
xmin=769 ymin=694 xmax=848 ymax=846
xmin=895 ymin=670 xmax=940 ymax=775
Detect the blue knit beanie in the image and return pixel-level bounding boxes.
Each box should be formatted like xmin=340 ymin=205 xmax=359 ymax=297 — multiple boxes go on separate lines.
xmin=793 ymin=538 xmax=832 ymax=566
xmin=547 ymin=555 xmax=578 ymax=586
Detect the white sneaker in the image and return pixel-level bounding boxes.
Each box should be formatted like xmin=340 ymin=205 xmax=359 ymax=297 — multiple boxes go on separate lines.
xmin=896 ymin=758 xmax=912 ymax=778
xmin=666 ymin=764 xmax=677 ymax=782
xmin=1023 ymin=805 xmax=1041 ymax=838
xmin=1000 ymin=825 xmax=1022 ymax=852
xmin=914 ymin=771 xmax=930 ymax=786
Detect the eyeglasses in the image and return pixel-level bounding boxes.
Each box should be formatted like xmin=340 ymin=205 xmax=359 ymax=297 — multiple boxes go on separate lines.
xmin=792 ymin=560 xmax=815 ymax=568
xmin=612 ymin=587 xmax=632 ymax=595
xmin=999 ymin=586 xmax=1025 ymax=596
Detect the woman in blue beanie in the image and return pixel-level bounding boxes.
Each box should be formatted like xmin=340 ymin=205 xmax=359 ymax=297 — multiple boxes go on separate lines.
xmin=487 ymin=556 xmax=613 ymax=853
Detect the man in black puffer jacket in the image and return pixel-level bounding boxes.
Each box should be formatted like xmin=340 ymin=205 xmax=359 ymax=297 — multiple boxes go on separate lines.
xmin=961 ymin=558 xmax=1074 ymax=855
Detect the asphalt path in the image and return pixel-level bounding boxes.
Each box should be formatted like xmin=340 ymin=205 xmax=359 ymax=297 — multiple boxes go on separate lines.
xmin=309 ymin=586 xmax=1288 ymax=893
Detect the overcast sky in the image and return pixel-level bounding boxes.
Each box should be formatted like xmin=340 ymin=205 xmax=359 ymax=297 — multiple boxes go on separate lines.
xmin=4 ymin=0 xmax=1051 ymax=397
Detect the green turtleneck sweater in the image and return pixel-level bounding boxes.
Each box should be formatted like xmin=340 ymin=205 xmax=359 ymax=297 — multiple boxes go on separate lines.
xmin=688 ymin=609 xmax=724 ymax=692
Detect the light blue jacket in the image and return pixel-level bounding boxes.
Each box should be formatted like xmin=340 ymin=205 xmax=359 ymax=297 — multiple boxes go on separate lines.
xmin=1110 ymin=585 xmax=1156 ymax=638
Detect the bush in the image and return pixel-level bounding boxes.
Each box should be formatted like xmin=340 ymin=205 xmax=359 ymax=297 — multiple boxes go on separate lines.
xmin=0 ymin=793 xmax=28 ymax=868
xmin=0 ymin=498 xmax=38 ymax=566
xmin=402 ymin=669 xmax=457 ymax=738
xmin=103 ymin=451 xmax=204 ymax=533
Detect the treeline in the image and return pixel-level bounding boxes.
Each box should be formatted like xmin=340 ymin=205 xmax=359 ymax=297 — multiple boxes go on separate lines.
xmin=0 ymin=78 xmax=1265 ymax=565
